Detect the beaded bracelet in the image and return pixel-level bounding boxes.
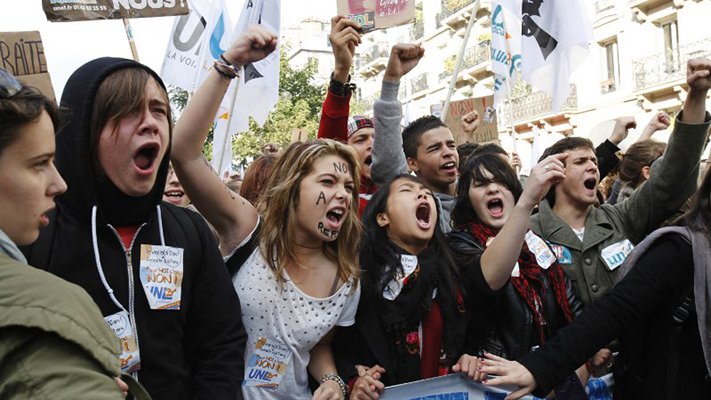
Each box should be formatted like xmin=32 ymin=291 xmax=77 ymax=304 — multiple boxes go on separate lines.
xmin=321 ymin=373 xmax=347 ymax=398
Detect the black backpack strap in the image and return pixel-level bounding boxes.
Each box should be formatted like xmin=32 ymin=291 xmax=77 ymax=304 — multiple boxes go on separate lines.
xmin=667 ymin=278 xmax=695 ymax=400
xmin=22 ymin=208 xmax=58 ymax=270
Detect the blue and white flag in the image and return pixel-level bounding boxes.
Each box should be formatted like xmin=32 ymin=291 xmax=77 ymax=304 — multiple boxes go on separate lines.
xmin=491 ymin=0 xmax=521 ymax=107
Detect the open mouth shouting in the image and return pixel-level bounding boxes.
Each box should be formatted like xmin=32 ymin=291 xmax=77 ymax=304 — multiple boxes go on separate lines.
xmin=415 ymin=202 xmax=432 ymax=230
xmin=133 ymin=142 xmax=160 ymax=176
xmin=583 ymin=177 xmax=598 ymax=194
xmin=325 ymin=206 xmax=346 ymax=230
xmin=487 ymin=198 xmax=505 ymax=219
xmin=364 ymin=155 xmax=373 ymax=166
xmin=441 ymin=161 xmax=457 ymax=175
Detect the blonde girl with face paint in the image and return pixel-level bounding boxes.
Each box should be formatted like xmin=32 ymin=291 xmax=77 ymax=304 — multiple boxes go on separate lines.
xmin=170 ymin=26 xmax=362 ymax=400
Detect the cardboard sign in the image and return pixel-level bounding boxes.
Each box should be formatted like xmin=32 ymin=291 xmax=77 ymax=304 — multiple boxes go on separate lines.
xmin=42 ymin=0 xmax=189 ymax=22
xmin=443 ymin=96 xmax=499 ymax=145
xmin=337 ymin=0 xmax=416 ymax=30
xmin=0 ymin=31 xmax=55 ymax=100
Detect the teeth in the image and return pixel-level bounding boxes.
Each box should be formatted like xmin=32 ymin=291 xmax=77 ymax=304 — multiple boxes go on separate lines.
xmin=331 ymin=209 xmax=343 ymax=215
xmin=443 ymin=163 xmax=455 ymax=168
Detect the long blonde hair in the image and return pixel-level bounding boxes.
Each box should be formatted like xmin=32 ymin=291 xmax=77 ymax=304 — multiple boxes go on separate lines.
xmin=258 ymin=139 xmax=362 ymax=288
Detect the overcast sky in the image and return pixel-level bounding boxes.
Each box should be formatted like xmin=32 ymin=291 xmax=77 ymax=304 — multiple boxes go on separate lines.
xmin=0 ymin=0 xmax=335 ymax=97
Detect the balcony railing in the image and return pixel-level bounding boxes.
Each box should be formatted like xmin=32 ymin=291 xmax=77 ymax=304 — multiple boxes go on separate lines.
xmin=410 ymin=73 xmax=429 ymax=95
xmin=436 ymin=0 xmax=476 ymax=29
xmin=498 ymin=83 xmax=578 ymax=125
xmin=595 ymin=0 xmax=615 ymax=13
xmin=359 ymin=90 xmax=380 ymax=112
xmin=355 ymin=42 xmax=390 ymax=72
xmin=439 ymin=40 xmax=491 ymax=83
xmin=632 ymin=37 xmax=711 ymax=91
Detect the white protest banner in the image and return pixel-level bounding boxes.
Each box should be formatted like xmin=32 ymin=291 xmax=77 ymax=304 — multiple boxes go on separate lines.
xmin=379 ymin=373 xmax=613 ymax=400
xmin=337 ymin=0 xmax=415 ymax=31
xmin=160 ymin=0 xmax=212 ymax=91
xmin=0 ymin=31 xmax=55 ymax=100
xmin=42 ymin=0 xmax=189 ymax=22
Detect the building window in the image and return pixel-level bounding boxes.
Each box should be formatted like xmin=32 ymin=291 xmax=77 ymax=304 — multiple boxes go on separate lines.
xmin=662 ymin=20 xmax=680 ymax=73
xmin=601 ymin=40 xmax=619 ymax=94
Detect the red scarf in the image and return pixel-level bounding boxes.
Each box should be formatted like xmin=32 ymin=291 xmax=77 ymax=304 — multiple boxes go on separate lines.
xmin=467 ymin=221 xmax=573 ymax=343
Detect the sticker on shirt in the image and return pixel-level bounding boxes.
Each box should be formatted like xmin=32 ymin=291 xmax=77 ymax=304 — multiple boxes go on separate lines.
xmin=139 ymin=244 xmax=184 ymax=310
xmin=511 ymin=262 xmax=520 ymax=277
xmin=383 ymin=254 xmax=419 ymax=301
xmin=601 ymin=239 xmax=635 ymax=271
xmin=525 ymin=231 xmax=555 ymax=269
xmin=243 ymin=337 xmax=293 ymax=390
xmin=549 ymin=244 xmax=573 ymax=265
xmin=105 ymin=311 xmax=141 ymax=374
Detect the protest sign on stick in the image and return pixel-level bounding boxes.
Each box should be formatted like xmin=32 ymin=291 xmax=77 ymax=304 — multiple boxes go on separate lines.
xmin=0 ymin=31 xmax=55 ymax=100
xmin=336 ymin=0 xmax=415 ymax=31
xmin=443 ymin=96 xmax=498 ymax=145
xmin=42 ymin=0 xmax=189 ymax=22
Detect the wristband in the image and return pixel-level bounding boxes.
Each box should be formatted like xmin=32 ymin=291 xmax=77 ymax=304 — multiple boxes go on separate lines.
xmin=329 ymin=72 xmax=356 ymax=97
xmin=321 ymin=373 xmax=347 ymax=398
xmin=213 ymin=61 xmax=237 ymax=80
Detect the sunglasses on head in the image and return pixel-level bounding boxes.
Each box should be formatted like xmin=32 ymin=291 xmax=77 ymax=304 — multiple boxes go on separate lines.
xmin=0 ymin=68 xmax=23 ymax=99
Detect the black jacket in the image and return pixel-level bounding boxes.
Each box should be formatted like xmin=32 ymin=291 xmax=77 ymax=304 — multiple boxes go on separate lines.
xmin=448 ymin=226 xmax=584 ymax=360
xmin=23 ymin=58 xmax=246 ymax=400
xmin=519 ymin=234 xmax=711 ymax=399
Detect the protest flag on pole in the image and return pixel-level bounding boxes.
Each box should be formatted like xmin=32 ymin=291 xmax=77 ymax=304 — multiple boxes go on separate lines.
xmin=519 ymin=0 xmax=592 ymax=113
xmin=490 ymin=0 xmax=522 ymax=108
xmin=492 ymin=0 xmax=592 ymax=114
xmin=229 ymin=0 xmax=281 ymax=134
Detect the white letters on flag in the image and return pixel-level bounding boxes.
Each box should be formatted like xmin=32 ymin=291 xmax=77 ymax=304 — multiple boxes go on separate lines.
xmin=229 ymin=0 xmax=281 ymax=134
xmin=491 ymin=0 xmax=521 ymax=107
xmin=519 ymin=0 xmax=592 ymax=113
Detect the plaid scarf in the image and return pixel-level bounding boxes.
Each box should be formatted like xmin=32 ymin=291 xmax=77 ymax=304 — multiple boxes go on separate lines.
xmin=467 ymin=221 xmax=573 ymax=343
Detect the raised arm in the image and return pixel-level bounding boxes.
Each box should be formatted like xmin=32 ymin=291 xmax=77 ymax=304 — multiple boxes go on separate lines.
xmin=597 ymin=116 xmax=635 ymax=179
xmin=171 ymin=26 xmax=275 ymax=255
xmin=370 ymin=44 xmax=424 ymax=187
xmin=637 ymin=111 xmax=671 ymax=142
xmin=480 ymin=154 xmax=567 ymax=290
xmin=617 ymin=58 xmax=711 ymax=244
xmin=317 ymin=16 xmax=361 ymax=142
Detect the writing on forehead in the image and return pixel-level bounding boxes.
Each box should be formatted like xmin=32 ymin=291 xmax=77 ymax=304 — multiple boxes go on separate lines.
xmin=317 ymin=221 xmax=339 ymax=238
xmin=334 ymin=162 xmax=349 ymax=174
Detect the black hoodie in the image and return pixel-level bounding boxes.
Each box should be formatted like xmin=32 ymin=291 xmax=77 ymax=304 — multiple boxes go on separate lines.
xmin=24 ymin=58 xmax=246 ymax=400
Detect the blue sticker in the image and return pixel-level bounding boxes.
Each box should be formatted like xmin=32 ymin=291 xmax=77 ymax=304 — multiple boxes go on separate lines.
xmin=549 ymin=244 xmax=573 ymax=264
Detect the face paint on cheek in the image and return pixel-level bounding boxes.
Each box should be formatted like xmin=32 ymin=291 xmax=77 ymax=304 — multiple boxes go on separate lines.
xmin=316 ymin=191 xmax=326 ymax=205
xmin=333 ymin=162 xmax=349 ymax=174
xmin=317 ymin=221 xmax=339 ymax=238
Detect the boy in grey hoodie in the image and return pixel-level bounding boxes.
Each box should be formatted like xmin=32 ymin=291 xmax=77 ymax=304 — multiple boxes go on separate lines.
xmin=370 ymin=44 xmax=459 ymax=231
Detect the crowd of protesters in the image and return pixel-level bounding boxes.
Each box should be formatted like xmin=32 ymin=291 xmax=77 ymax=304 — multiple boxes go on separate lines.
xmin=1 ymin=15 xmax=710 ymax=400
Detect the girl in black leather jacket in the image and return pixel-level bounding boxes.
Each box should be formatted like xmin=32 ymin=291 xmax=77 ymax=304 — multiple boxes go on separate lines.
xmin=448 ymin=152 xmax=588 ymax=397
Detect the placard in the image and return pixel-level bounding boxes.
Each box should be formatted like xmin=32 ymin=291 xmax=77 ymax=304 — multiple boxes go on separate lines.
xmin=43 ymin=0 xmax=189 ymax=22
xmin=444 ymin=96 xmax=498 ymax=145
xmin=337 ymin=0 xmax=416 ymax=30
xmin=0 ymin=31 xmax=55 ymax=100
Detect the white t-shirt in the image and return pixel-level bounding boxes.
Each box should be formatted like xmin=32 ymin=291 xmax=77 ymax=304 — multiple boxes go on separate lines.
xmin=233 ymin=248 xmax=360 ymax=400
xmin=572 ymin=227 xmax=585 ymax=243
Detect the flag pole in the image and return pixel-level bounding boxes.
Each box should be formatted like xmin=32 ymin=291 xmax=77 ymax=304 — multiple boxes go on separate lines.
xmin=441 ymin=0 xmax=482 ymax=122
xmin=122 ymin=19 xmax=140 ymax=61
xmin=506 ymin=80 xmax=520 ymax=176
xmin=216 ymin=80 xmax=241 ymax=174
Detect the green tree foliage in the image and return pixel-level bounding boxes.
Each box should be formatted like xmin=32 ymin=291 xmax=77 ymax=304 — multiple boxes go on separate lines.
xmin=233 ymin=48 xmax=326 ymax=161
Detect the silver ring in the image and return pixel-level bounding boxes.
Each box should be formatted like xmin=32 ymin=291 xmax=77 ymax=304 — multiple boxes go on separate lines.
xmin=544 ymin=165 xmax=550 ymax=171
